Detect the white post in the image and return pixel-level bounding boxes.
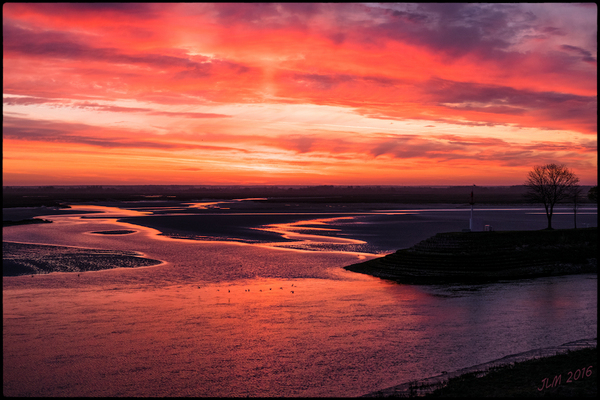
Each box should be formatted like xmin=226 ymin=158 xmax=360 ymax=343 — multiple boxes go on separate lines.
xmin=470 ymin=203 xmax=473 ymax=231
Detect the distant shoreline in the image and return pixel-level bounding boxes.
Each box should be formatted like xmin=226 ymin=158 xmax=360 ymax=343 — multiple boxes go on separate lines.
xmin=3 ymin=184 xmax=597 ymax=208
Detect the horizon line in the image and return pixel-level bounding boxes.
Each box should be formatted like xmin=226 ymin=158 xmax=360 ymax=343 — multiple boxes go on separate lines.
xmin=3 ymin=184 xmax=598 ymax=188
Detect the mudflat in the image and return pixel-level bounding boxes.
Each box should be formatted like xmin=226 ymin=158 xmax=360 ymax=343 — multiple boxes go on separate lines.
xmin=3 ymin=241 xmax=163 ymax=276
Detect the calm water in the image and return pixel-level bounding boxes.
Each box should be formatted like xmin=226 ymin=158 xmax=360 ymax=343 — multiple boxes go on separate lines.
xmin=3 ymin=203 xmax=597 ymax=396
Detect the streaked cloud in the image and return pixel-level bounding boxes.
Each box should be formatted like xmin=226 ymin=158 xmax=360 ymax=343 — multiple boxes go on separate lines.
xmin=2 ymin=3 xmax=596 ymax=185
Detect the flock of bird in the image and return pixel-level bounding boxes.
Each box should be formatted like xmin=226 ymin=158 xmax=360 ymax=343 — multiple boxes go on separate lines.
xmin=209 ymin=283 xmax=296 ymax=294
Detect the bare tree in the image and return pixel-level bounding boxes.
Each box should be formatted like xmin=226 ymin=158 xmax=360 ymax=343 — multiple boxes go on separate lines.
xmin=524 ymin=163 xmax=580 ymax=229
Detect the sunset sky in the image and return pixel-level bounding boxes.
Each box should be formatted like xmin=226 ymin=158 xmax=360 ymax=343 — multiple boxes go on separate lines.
xmin=3 ymin=3 xmax=597 ymax=186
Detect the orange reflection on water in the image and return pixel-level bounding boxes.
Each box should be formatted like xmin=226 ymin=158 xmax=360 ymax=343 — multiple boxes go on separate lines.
xmin=3 ymin=201 xmax=598 ymax=397
xmin=256 ymin=216 xmax=365 ymax=243
xmin=3 ymin=274 xmax=434 ymax=397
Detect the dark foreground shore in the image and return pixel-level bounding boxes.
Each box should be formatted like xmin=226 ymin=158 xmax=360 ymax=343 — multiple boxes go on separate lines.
xmin=365 ymin=338 xmax=597 ymax=397
xmin=2 ymin=241 xmax=163 ymax=276
xmin=345 ymin=228 xmax=598 ymax=283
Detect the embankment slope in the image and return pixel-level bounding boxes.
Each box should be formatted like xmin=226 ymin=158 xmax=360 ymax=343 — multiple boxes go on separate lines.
xmin=345 ymin=228 xmax=597 ymax=283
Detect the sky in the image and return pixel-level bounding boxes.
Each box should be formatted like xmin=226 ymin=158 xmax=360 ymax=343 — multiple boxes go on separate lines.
xmin=2 ymin=3 xmax=597 ymax=186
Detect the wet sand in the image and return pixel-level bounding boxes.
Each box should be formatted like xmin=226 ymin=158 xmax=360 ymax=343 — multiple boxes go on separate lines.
xmin=4 ymin=201 xmax=598 ymax=253
xmin=3 ymin=241 xmax=163 ymax=276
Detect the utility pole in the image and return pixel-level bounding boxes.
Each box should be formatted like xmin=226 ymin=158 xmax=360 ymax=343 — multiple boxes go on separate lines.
xmin=572 ymin=186 xmax=583 ymax=229
xmin=469 ymin=188 xmax=474 ymax=231
xmin=573 ymin=190 xmax=579 ymax=229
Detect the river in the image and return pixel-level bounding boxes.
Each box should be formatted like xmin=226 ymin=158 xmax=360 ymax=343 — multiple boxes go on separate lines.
xmin=3 ymin=202 xmax=597 ymax=396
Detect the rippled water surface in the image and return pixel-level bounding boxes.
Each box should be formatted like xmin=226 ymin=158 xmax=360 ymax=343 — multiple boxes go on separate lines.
xmin=3 ymin=203 xmax=597 ymax=397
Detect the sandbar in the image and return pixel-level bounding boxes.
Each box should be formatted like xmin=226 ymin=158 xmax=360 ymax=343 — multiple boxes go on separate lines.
xmin=90 ymin=229 xmax=137 ymax=235
xmin=3 ymin=241 xmax=163 ymax=276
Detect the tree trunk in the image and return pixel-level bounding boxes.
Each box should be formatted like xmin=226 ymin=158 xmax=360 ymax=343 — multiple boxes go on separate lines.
xmin=544 ymin=204 xmax=553 ymax=230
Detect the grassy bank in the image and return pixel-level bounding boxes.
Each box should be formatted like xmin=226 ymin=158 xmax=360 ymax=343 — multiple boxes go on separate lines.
xmin=345 ymin=228 xmax=597 ymax=283
xmin=423 ymin=347 xmax=597 ymax=397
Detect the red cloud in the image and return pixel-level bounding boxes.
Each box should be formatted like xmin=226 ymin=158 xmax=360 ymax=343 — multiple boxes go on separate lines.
xmin=3 ymin=3 xmax=596 ymax=185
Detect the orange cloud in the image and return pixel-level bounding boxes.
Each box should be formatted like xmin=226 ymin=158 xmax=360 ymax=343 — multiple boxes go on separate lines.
xmin=2 ymin=3 xmax=597 ymax=185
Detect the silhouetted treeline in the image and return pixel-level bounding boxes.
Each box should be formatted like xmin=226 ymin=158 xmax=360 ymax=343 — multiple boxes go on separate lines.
xmin=2 ymin=185 xmax=595 ymax=208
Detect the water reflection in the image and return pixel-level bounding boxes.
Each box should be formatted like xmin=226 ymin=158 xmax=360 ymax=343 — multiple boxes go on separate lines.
xmin=2 ymin=203 xmax=597 ymax=397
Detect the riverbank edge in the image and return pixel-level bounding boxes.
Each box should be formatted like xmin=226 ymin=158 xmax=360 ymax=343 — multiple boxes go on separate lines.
xmin=363 ymin=337 xmax=597 ymax=397
xmin=345 ymin=228 xmax=597 ymax=284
